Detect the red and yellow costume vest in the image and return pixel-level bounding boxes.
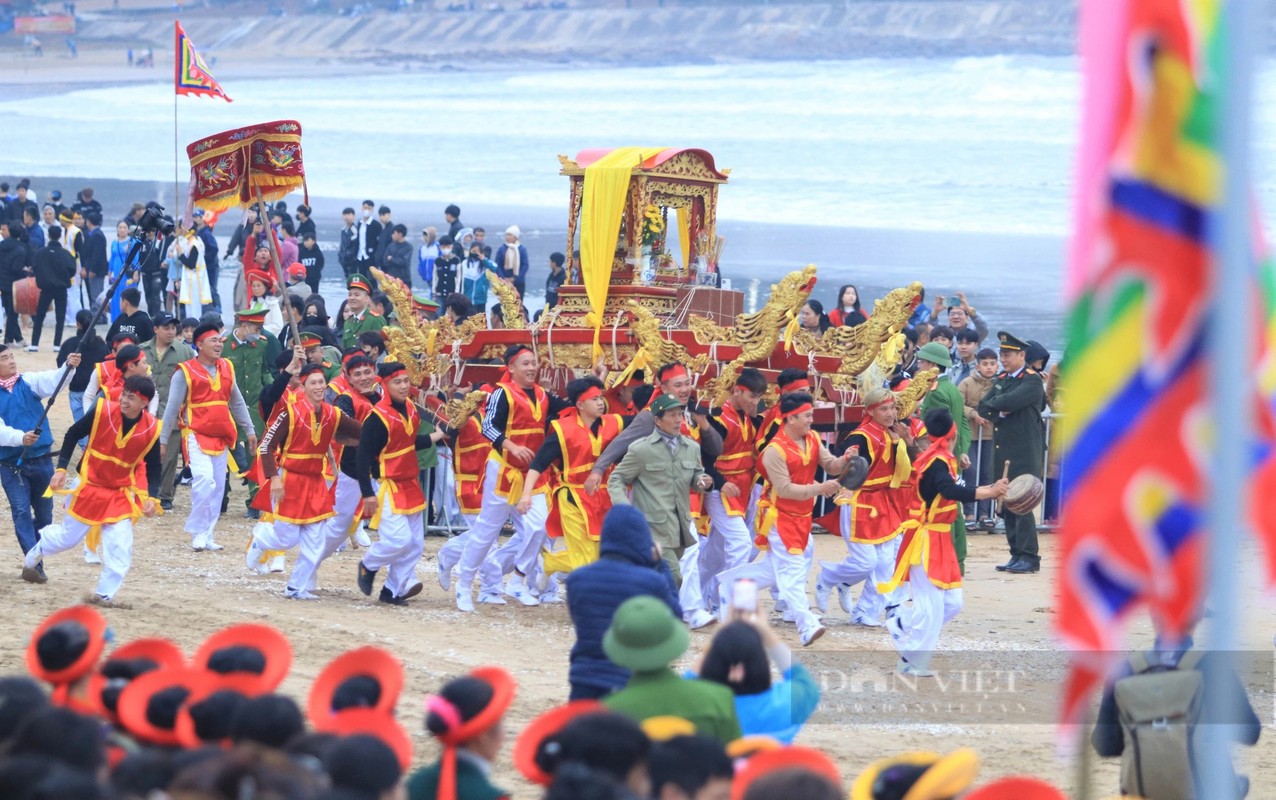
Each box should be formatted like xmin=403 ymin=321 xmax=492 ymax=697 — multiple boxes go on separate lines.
xmin=679 ymin=418 xmax=705 ymax=521
xmin=545 ymin=412 xmax=623 ymax=540
xmin=177 ymin=359 xmax=238 ymax=454
xmin=878 ymin=446 xmax=962 ymax=591
xmin=755 ymin=428 xmax=822 ymax=554
xmin=68 ymin=400 xmax=160 ymax=530
xmin=254 ymin=399 xmax=344 ymax=525
xmin=715 ymin=404 xmax=757 ymax=516
xmin=332 ymin=388 xmax=377 ymax=466
xmin=489 ymin=380 xmax=549 ymax=502
xmin=844 ymin=420 xmax=911 ymax=544
xmin=94 ymin=361 xmax=124 ymax=402
xmin=454 ymin=403 xmax=490 ymax=515
xmin=603 ymin=390 xmax=636 ymax=416
xmin=370 ymin=396 xmax=425 ymax=515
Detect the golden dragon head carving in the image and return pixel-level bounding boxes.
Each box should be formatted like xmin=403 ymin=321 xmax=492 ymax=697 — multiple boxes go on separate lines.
xmin=486 ymin=269 xmax=527 ymax=330
xmin=894 ymin=366 xmax=939 ymax=419
xmin=371 ymin=267 xmax=485 ymax=385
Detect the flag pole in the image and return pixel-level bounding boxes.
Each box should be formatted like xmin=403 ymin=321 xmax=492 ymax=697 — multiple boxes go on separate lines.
xmin=1203 ymin=0 xmax=1258 ymax=797
xmin=173 ymin=19 xmax=180 ymax=211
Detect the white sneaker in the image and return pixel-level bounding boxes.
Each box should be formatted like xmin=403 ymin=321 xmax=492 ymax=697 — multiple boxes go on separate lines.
xmin=814 ymin=581 xmax=831 ymax=614
xmin=192 ymin=532 xmax=208 ymax=552
xmin=897 ymin=658 xmax=934 ymax=678
xmin=83 ymin=547 xmax=101 ymax=565
xmin=851 ymin=611 xmax=884 ymax=627
xmin=686 ymin=609 xmax=717 ymax=631
xmin=437 ymin=560 xmax=453 ymax=592
xmin=203 ymin=536 xmax=225 ymax=552
xmin=800 ymin=624 xmax=827 ymax=647
xmin=355 ymin=527 xmax=372 ymax=548
xmin=502 ymin=577 xmax=540 ymax=607
xmin=23 ymin=542 xmax=43 ymax=570
xmin=268 ymin=554 xmax=285 ymax=573
xmin=837 ymin=583 xmax=853 ymax=614
xmin=478 ymin=591 xmax=507 ymax=605
xmin=455 ymin=589 xmax=475 ymax=613
xmin=285 ymin=588 xmax=319 ymax=600
xmin=245 ymin=540 xmax=268 ymax=574
xmin=26 ymin=345 xmax=37 ymax=352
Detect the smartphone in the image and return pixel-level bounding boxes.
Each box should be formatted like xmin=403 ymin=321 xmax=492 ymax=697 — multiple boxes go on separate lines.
xmin=731 ymin=578 xmax=758 ymax=616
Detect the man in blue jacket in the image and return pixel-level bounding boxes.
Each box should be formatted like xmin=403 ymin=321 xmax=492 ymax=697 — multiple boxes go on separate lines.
xmin=565 ymin=504 xmax=682 ymax=701
xmin=0 ymin=345 xmax=80 ymax=579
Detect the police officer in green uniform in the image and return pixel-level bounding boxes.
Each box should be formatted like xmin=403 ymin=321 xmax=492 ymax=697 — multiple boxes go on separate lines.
xmin=225 ymin=305 xmax=282 ymax=517
xmin=341 ymin=274 xmax=386 ymax=351
xmin=298 ymin=331 xmax=343 ymax=382
xmin=978 ymin=331 xmax=1046 ymax=574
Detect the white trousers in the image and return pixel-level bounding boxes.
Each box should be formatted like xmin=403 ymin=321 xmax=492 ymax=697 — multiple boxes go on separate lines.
xmin=456 ymin=459 xmax=547 ymax=592
xmin=361 ymin=484 xmax=424 ymax=597
xmin=818 ymin=505 xmax=906 ymax=619
xmin=39 ymin=515 xmax=132 ymax=600
xmin=700 ymin=490 xmax=756 ymax=605
xmin=433 ymin=447 xmax=462 ymax=524
xmin=185 ymin=434 xmax=227 ymax=540
xmin=893 ymin=566 xmax=963 ymax=670
xmin=718 ymin=528 xmax=820 ymax=636
xmin=679 ymin=537 xmax=707 ymax=619
xmin=438 ymin=514 xmax=502 ymax=594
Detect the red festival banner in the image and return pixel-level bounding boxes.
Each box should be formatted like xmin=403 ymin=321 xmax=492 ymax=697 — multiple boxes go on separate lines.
xmin=175 ymin=20 xmax=231 ymax=103
xmin=186 ymin=121 xmax=307 ymax=213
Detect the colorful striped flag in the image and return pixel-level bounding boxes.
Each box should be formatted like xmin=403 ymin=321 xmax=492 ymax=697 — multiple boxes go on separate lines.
xmin=175 ymin=21 xmax=232 ymax=103
xmin=1055 ymin=0 xmax=1225 ymax=725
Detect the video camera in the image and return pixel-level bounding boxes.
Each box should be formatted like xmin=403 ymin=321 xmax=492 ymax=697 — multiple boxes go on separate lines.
xmin=136 ymin=201 xmax=176 ymax=237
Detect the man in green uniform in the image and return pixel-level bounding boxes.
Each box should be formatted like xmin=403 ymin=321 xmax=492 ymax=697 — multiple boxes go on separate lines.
xmin=299 ymin=331 xmax=342 ymax=381
xmin=978 ymin=330 xmax=1046 ymax=574
xmin=224 ymin=305 xmax=280 ymax=517
xmin=916 ymin=341 xmax=972 ymax=573
xmin=341 ymin=274 xmax=385 ymax=351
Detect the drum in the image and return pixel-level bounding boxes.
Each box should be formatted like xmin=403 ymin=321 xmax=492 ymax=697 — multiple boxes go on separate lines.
xmin=12 ymin=277 xmax=39 ymax=315
xmin=1004 ymin=474 xmax=1045 ymax=516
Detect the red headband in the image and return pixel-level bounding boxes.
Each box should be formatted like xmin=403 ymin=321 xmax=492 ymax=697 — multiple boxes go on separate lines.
xmin=195 ymin=328 xmax=219 ymax=345
xmin=342 ymin=351 xmax=361 ymax=367
xmin=576 ymin=386 xmax=603 ymax=403
xmin=866 ymin=396 xmax=895 ymax=412
xmin=780 ymin=378 xmax=809 ymax=394
xmin=382 ymin=366 xmax=408 ymax=382
xmin=782 ymin=402 xmax=813 ymax=419
xmin=505 ymin=345 xmax=533 ymax=365
xmin=119 ymin=351 xmax=144 ymax=369
xmin=659 ymin=364 xmax=689 ymax=383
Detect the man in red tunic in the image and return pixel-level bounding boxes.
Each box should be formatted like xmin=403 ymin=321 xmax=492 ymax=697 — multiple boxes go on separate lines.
xmin=518 ymin=375 xmax=628 ymax=582
xmin=158 ymin=323 xmax=256 ymax=552
xmin=816 ymin=385 xmax=916 ymax=626
xmin=25 ymin=376 xmax=161 ymax=604
xmin=716 ymin=392 xmax=849 ymax=647
xmin=246 ymin=363 xmax=362 ymax=599
xmin=354 ymin=361 xmax=444 ymax=605
xmin=878 ymin=408 xmax=1007 ymax=677
xmin=81 ymin=339 xmax=155 ymax=416
xmin=436 ymin=388 xmax=504 ymax=603
xmin=455 ymin=344 xmax=575 ymax=611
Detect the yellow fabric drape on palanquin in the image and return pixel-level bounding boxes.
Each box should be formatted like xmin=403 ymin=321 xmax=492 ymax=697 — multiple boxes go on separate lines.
xmin=676 ymin=207 xmax=691 ymax=272
xmin=580 ymin=147 xmax=668 ymax=362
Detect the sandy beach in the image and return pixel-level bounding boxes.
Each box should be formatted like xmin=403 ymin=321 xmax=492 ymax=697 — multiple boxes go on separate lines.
xmin=2 ymin=341 xmax=1273 ymax=796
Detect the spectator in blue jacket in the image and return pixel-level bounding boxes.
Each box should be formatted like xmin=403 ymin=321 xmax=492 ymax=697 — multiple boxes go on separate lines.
xmin=692 ymin=614 xmax=820 ymax=744
xmin=564 ymin=504 xmax=682 ymax=701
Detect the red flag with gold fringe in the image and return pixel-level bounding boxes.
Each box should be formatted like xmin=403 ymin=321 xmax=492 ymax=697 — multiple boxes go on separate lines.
xmin=185 ymin=120 xmax=307 ymax=214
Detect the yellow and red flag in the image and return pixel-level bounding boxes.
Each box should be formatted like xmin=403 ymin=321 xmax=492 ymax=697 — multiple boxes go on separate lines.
xmin=175 ymin=21 xmax=231 ymax=103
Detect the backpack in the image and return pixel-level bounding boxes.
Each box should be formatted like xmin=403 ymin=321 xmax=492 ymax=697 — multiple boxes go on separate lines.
xmin=1114 ymin=649 xmax=1206 ymax=800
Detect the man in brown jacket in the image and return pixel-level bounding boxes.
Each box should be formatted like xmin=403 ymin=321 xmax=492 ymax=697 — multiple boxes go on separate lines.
xmin=958 ymin=348 xmax=999 ymax=529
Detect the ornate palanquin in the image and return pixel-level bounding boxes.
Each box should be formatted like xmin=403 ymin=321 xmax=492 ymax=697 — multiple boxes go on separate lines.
xmin=374 ymin=149 xmax=925 ymax=431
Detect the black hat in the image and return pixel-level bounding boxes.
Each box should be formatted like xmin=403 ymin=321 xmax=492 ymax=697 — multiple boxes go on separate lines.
xmin=152 ymin=312 xmax=177 ymax=327
xmin=996 ymin=330 xmax=1029 ymax=352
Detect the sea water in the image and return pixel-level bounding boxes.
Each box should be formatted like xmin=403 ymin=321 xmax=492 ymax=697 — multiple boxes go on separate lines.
xmin=6 ymin=56 xmax=1276 ymax=234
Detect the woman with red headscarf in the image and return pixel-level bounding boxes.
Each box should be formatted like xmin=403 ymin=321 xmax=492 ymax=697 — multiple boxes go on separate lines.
xmin=877 ymin=408 xmax=1007 ymax=678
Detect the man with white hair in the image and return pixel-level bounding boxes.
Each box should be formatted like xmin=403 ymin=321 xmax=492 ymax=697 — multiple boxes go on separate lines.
xmin=494 ymin=225 xmax=530 ymax=299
